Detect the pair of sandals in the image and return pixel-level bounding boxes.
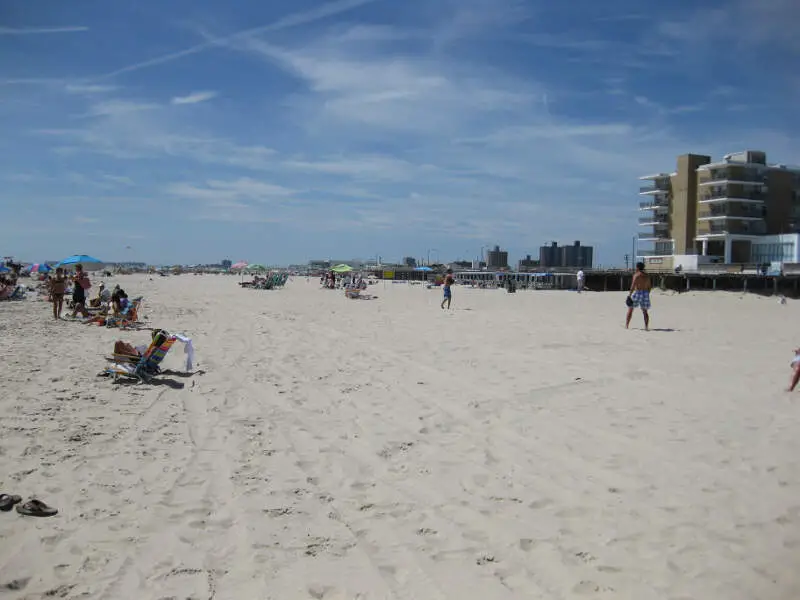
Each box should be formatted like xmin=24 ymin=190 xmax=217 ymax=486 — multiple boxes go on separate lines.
xmin=0 ymin=494 xmax=58 ymax=517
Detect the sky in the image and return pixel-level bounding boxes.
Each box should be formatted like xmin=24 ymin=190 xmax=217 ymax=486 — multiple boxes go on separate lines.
xmin=1 ymin=0 xmax=798 ymax=267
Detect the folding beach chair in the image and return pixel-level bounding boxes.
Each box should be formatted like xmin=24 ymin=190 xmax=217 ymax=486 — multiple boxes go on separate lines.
xmin=0 ymin=285 xmax=24 ymax=301
xmin=119 ymin=297 xmax=143 ymax=328
xmin=104 ymin=329 xmax=177 ymax=383
xmin=105 ymin=297 xmax=144 ymax=329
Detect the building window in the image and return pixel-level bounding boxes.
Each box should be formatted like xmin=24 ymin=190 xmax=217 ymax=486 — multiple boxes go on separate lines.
xmin=751 ymin=242 xmax=795 ymax=263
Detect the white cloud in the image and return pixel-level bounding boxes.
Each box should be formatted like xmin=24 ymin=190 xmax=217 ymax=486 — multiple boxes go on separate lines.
xmin=166 ymin=178 xmax=297 ymax=203
xmin=84 ymin=100 xmax=159 ymax=117
xmin=65 ymin=84 xmax=118 ymax=94
xmin=0 ymin=26 xmax=88 ymax=35
xmin=96 ymin=0 xmax=380 ymax=79
xmin=171 ymin=91 xmax=218 ymax=105
xmin=102 ymin=174 xmax=134 ymax=185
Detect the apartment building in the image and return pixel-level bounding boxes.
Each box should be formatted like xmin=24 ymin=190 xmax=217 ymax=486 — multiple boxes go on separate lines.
xmin=637 ymin=150 xmax=800 ymax=268
xmin=539 ymin=241 xmax=593 ymax=268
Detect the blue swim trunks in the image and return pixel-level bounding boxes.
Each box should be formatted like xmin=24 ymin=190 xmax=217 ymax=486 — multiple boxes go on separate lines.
xmin=443 ymin=286 xmax=451 ymax=298
xmin=631 ymin=290 xmax=651 ymax=309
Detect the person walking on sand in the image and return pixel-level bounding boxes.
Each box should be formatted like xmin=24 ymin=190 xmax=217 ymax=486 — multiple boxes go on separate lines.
xmin=626 ymin=262 xmax=651 ymax=330
xmin=49 ymin=267 xmax=67 ymax=319
xmin=576 ymin=269 xmax=585 ymax=293
xmin=441 ymin=269 xmax=455 ymax=310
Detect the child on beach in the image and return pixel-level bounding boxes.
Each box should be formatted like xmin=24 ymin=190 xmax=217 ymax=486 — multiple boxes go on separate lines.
xmin=441 ymin=269 xmax=455 ymax=310
xmin=788 ymin=349 xmax=800 ymax=392
xmin=49 ymin=267 xmax=67 ymax=319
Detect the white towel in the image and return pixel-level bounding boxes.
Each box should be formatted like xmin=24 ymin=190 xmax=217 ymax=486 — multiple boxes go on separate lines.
xmin=172 ymin=333 xmax=194 ymax=371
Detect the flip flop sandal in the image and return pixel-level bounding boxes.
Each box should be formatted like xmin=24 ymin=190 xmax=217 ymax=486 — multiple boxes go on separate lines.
xmin=16 ymin=499 xmax=58 ymax=517
xmin=0 ymin=494 xmax=21 ymax=512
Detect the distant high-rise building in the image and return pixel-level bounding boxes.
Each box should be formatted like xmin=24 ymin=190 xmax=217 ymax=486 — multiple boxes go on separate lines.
xmin=518 ymin=254 xmax=539 ymax=271
xmin=637 ymin=150 xmax=800 ymax=263
xmin=403 ymin=256 xmax=417 ymax=267
xmin=539 ymin=241 xmax=593 ymax=268
xmin=221 ymin=259 xmax=232 ymax=269
xmin=486 ymin=245 xmax=509 ymax=269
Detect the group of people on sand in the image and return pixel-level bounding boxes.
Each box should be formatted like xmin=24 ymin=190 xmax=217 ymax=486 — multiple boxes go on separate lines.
xmin=0 ymin=262 xmax=23 ymax=299
xmin=45 ymin=264 xmax=130 ymax=322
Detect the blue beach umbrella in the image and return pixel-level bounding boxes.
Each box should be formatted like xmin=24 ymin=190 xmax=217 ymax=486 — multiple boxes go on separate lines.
xmin=56 ymin=254 xmax=104 ymax=270
xmin=0 ymin=265 xmax=9 ymax=273
xmin=414 ymin=266 xmax=433 ymax=272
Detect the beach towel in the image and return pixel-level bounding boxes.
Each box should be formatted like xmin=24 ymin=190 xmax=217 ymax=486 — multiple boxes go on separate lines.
xmin=172 ymin=333 xmax=195 ymax=371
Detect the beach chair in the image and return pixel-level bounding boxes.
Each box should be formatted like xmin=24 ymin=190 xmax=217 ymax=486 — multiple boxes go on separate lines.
xmin=106 ymin=297 xmax=143 ymax=329
xmin=0 ymin=285 xmax=24 ymax=301
xmin=104 ymin=330 xmax=177 ymax=383
xmin=119 ymin=297 xmax=143 ymax=328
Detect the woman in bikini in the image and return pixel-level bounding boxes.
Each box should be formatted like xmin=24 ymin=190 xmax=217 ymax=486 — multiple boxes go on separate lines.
xmin=49 ymin=267 xmax=67 ymax=319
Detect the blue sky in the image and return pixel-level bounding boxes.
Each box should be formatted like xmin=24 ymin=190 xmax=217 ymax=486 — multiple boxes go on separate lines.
xmin=1 ymin=0 xmax=798 ymax=266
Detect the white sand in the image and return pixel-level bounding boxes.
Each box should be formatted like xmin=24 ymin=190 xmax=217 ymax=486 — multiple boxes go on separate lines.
xmin=2 ymin=276 xmax=800 ymax=599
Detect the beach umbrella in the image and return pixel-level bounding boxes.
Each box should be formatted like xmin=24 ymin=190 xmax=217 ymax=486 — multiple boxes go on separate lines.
xmin=28 ymin=263 xmax=52 ymax=273
xmin=331 ymin=264 xmax=353 ymax=273
xmin=247 ymin=264 xmax=267 ymax=272
xmin=414 ymin=266 xmax=433 ymax=271
xmin=0 ymin=265 xmax=8 ymax=273
xmin=56 ymin=254 xmax=104 ymax=271
xmin=231 ymin=261 xmax=248 ymax=270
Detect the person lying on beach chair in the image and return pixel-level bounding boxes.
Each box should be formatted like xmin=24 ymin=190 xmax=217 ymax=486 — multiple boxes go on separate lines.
xmin=104 ymin=329 xmax=177 ymax=383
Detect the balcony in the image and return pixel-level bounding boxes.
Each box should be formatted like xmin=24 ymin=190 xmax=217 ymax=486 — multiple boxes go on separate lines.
xmin=699 ymin=191 xmax=766 ymax=203
xmin=639 ymin=215 xmax=668 ymax=225
xmin=638 ymin=199 xmax=669 ymax=210
xmin=638 ymin=230 xmax=671 ymax=240
xmin=698 ymin=204 xmax=765 ymax=220
xmin=638 ymin=185 xmax=670 ymax=195
xmin=697 ymin=220 xmax=767 ymax=236
xmin=698 ymin=170 xmax=766 ymax=186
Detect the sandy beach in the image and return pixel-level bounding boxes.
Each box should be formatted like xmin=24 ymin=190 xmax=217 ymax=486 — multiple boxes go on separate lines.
xmin=2 ymin=276 xmax=800 ymax=599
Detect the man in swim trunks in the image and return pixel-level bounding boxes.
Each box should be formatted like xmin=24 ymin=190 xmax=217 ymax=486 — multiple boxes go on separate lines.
xmin=626 ymin=262 xmax=651 ymax=330
xmin=441 ymin=269 xmax=455 ymax=310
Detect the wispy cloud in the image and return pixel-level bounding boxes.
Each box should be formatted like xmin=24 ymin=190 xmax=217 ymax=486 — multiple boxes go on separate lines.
xmin=65 ymin=84 xmax=118 ymax=94
xmin=0 ymin=26 xmax=88 ymax=35
xmin=102 ymin=174 xmax=134 ymax=185
xmin=166 ymin=178 xmax=297 ymax=204
xmin=83 ymin=100 xmax=159 ymax=117
xmin=656 ymin=0 xmax=800 ymax=54
xmin=171 ymin=91 xmax=218 ymax=105
xmin=96 ymin=0 xmax=379 ymax=79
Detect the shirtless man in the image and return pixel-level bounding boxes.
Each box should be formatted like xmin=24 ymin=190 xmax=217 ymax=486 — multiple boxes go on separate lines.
xmin=626 ymin=262 xmax=651 ymax=330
